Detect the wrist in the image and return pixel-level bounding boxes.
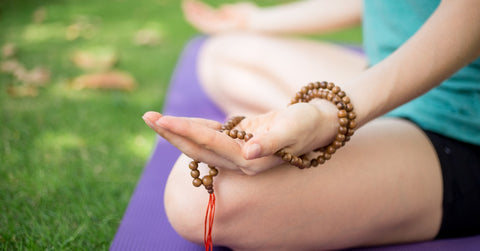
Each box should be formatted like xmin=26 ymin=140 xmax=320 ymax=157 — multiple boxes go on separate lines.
xmin=274 ymin=81 xmax=358 ymax=167
xmin=308 ymin=98 xmax=339 ymax=143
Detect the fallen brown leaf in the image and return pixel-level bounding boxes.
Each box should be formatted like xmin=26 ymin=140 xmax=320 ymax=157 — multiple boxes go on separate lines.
xmin=2 ymin=43 xmax=17 ymax=58
xmin=71 ymin=71 xmax=136 ymax=91
xmin=133 ymin=28 xmax=162 ymax=46
xmin=32 ymin=7 xmax=47 ymax=24
xmin=23 ymin=66 xmax=50 ymax=85
xmin=0 ymin=59 xmax=23 ymax=74
xmin=71 ymin=50 xmax=117 ymax=70
xmin=65 ymin=16 xmax=97 ymax=40
xmin=7 ymin=85 xmax=39 ymax=97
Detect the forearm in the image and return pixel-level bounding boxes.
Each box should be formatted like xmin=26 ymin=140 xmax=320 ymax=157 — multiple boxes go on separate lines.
xmin=345 ymin=0 xmax=480 ymax=127
xmin=246 ymin=0 xmax=362 ymax=35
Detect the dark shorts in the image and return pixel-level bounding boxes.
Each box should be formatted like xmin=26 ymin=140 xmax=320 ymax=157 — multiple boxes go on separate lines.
xmin=422 ymin=130 xmax=480 ymax=239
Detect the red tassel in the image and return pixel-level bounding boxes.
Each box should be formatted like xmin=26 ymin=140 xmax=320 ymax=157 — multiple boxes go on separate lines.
xmin=204 ymin=192 xmax=215 ymax=251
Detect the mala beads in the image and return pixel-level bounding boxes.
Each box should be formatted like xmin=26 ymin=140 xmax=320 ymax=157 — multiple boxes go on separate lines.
xmin=276 ymin=81 xmax=357 ymax=168
xmin=188 ymin=115 xmax=252 ymax=194
xmin=188 ymin=81 xmax=357 ymax=179
xmin=187 ymin=81 xmax=356 ymax=251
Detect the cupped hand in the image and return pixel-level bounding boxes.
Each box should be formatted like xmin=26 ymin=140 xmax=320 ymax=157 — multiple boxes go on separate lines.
xmin=182 ymin=0 xmax=258 ymax=34
xmin=143 ymin=101 xmax=338 ymax=175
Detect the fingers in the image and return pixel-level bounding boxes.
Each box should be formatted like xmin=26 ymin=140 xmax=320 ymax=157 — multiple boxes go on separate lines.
xmin=242 ymin=127 xmax=294 ymax=160
xmin=182 ymin=0 xmax=211 ymax=15
xmin=143 ymin=112 xmax=237 ymax=169
xmin=156 ymin=115 xmax=242 ymax=157
xmin=142 ymin=112 xmax=284 ymax=175
xmin=240 ymin=104 xmax=325 ymax=160
xmin=181 ymin=0 xmax=249 ymax=34
xmin=143 ymin=112 xmax=244 ymax=164
xmin=182 ymin=0 xmax=214 ymax=33
xmin=182 ymin=0 xmax=233 ymax=34
xmin=189 ymin=117 xmax=223 ymax=130
xmin=240 ymin=112 xmax=296 ymax=160
xmin=143 ymin=111 xmax=221 ymax=130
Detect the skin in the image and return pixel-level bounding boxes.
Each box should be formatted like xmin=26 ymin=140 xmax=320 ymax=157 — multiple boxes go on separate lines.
xmin=143 ymin=0 xmax=480 ymax=250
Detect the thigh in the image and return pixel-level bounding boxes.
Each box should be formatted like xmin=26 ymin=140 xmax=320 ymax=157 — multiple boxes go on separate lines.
xmin=199 ymin=32 xmax=367 ymax=94
xmin=164 ymin=118 xmax=443 ymax=250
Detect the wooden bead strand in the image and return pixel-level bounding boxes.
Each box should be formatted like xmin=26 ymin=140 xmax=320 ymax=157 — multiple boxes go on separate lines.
xmin=189 ymin=160 xmax=218 ymax=194
xmin=188 ymin=116 xmax=252 ymax=194
xmin=188 ymin=81 xmax=357 ymax=189
xmin=187 ymin=81 xmax=356 ymax=251
xmin=277 ymin=81 xmax=357 ymax=169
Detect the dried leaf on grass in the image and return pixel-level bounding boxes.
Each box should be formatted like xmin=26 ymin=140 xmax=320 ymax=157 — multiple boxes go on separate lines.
xmin=32 ymin=7 xmax=47 ymax=24
xmin=2 ymin=43 xmax=17 ymax=58
xmin=1 ymin=60 xmax=50 ymax=86
xmin=65 ymin=16 xmax=98 ymax=41
xmin=1 ymin=59 xmax=50 ymax=84
xmin=71 ymin=49 xmax=118 ymax=70
xmin=71 ymin=71 xmax=136 ymax=91
xmin=133 ymin=28 xmax=162 ymax=46
xmin=1 ymin=52 xmax=51 ymax=97
xmin=7 ymin=85 xmax=39 ymax=97
xmin=22 ymin=67 xmax=50 ymax=85
xmin=1 ymin=59 xmax=22 ymax=73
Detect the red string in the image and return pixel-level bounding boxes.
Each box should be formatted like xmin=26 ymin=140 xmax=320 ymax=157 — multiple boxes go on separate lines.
xmin=204 ymin=192 xmax=215 ymax=251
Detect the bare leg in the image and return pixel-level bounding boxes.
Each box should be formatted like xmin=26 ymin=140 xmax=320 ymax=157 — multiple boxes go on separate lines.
xmin=198 ymin=32 xmax=367 ymax=116
xmin=164 ymin=118 xmax=442 ymax=250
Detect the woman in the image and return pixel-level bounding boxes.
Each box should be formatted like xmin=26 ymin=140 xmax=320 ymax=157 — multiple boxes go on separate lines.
xmin=143 ymin=0 xmax=480 ymax=250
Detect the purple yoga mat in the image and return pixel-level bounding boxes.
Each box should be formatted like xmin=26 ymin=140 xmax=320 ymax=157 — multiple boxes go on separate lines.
xmin=110 ymin=37 xmax=480 ymax=250
xmin=110 ymin=37 xmax=227 ymax=251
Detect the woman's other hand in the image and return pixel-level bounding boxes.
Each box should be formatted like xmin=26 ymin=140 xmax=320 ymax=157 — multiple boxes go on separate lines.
xmin=182 ymin=0 xmax=258 ymax=34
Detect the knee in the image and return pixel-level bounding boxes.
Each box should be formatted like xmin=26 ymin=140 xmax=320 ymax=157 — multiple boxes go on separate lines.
xmin=163 ymin=160 xmax=206 ymax=245
xmin=197 ymin=32 xmax=267 ymax=104
xmin=196 ymin=33 xmax=245 ymax=105
xmin=200 ymin=32 xmax=267 ymax=61
xmin=196 ymin=35 xmax=224 ymax=96
xmin=163 ymin=156 xmax=242 ymax=246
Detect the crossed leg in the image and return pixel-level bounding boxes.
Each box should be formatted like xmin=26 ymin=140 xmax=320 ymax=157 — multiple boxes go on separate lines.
xmin=197 ymin=32 xmax=367 ymax=116
xmin=164 ymin=118 xmax=442 ymax=250
xmin=163 ymin=33 xmax=443 ymax=250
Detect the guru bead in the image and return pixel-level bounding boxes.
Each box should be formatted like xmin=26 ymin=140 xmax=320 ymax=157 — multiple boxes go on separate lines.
xmin=202 ymin=175 xmax=213 ymax=186
xmin=189 ymin=116 xmax=251 ymax=192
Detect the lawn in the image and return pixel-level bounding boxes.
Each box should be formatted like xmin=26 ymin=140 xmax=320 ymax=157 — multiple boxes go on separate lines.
xmin=0 ymin=0 xmax=361 ymax=250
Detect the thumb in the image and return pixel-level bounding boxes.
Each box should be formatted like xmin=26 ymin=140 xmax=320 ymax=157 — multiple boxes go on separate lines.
xmin=243 ymin=140 xmax=263 ymax=160
xmin=242 ymin=132 xmax=291 ymax=160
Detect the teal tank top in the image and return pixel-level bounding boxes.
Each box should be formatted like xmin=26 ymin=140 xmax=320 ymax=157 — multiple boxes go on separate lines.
xmin=363 ymin=0 xmax=480 ymax=145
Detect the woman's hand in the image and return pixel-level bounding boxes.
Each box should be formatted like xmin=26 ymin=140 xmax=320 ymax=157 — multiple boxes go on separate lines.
xmin=182 ymin=0 xmax=258 ymax=34
xmin=143 ymin=101 xmax=338 ymax=175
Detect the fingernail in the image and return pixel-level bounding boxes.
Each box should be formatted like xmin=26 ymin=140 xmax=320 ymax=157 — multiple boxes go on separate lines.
xmin=142 ymin=112 xmax=162 ymax=128
xmin=142 ymin=116 xmax=155 ymax=128
xmin=246 ymin=143 xmax=261 ymax=159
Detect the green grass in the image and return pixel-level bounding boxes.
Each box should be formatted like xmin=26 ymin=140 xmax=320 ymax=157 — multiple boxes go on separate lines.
xmin=0 ymin=0 xmax=360 ymax=250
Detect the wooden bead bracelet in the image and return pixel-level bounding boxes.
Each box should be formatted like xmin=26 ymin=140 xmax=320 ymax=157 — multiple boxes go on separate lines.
xmin=188 ymin=81 xmax=356 ymax=193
